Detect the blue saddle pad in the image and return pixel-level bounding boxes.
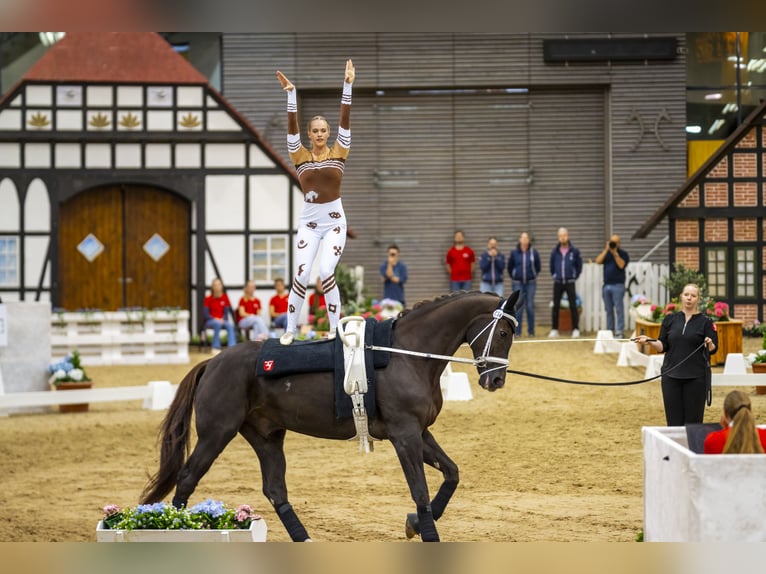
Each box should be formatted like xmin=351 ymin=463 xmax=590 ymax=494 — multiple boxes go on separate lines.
xmin=256 ymin=318 xmax=394 ymax=419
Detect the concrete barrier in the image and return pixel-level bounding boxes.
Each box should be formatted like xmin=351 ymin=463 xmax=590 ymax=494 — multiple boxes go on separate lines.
xmin=642 ymin=426 xmax=766 ymax=542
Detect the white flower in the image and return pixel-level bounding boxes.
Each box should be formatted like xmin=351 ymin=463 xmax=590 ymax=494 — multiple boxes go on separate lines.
xmin=69 ymin=368 xmax=84 ymax=381
xmin=746 ymin=353 xmax=758 ymax=364
xmin=53 ymin=369 xmax=67 ymax=380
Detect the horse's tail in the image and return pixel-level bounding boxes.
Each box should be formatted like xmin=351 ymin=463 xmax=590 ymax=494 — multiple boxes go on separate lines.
xmin=140 ymin=359 xmax=210 ymax=504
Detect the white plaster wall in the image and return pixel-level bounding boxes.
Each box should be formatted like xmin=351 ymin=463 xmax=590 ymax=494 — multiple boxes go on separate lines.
xmin=206 ymin=235 xmax=245 ymax=286
xmin=0 ymin=302 xmax=51 ymax=398
xmin=0 ymin=179 xmax=19 ymax=231
xmin=24 ymin=143 xmax=51 ymax=168
xmin=249 ymin=175 xmax=289 ymax=230
xmin=24 ymin=179 xmax=50 ymax=232
xmin=24 ymin=236 xmax=50 ymax=288
xmin=249 ymin=144 xmax=274 ymax=168
xmin=292 ymin=185 xmax=306 ymax=229
xmin=205 ymin=143 xmax=246 ymax=168
xmin=205 ymin=175 xmax=245 ymax=230
xmin=0 ymin=143 xmax=21 ymax=168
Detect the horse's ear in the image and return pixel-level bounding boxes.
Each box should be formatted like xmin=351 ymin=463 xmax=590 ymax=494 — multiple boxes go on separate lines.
xmin=504 ymin=290 xmax=520 ymax=313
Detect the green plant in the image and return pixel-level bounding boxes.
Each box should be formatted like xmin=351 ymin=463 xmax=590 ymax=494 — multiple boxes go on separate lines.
xmin=746 ymin=331 xmax=766 ymax=365
xmin=663 ymin=263 xmax=708 ymax=301
xmin=102 ymin=499 xmax=260 ymax=531
xmin=48 ymin=350 xmax=91 ymax=386
xmin=335 ymin=263 xmax=367 ymax=314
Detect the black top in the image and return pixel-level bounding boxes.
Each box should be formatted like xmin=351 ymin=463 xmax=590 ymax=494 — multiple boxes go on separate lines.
xmin=658 ymin=312 xmax=718 ymax=379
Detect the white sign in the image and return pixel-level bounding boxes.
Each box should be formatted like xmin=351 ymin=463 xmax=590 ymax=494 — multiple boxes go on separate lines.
xmin=0 ymin=304 xmax=6 ymax=347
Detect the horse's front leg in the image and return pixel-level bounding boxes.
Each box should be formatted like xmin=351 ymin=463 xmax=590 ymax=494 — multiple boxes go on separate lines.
xmin=405 ymin=429 xmax=459 ymax=539
xmin=389 ymin=428 xmax=439 ymax=542
xmin=239 ymin=424 xmax=312 ymax=542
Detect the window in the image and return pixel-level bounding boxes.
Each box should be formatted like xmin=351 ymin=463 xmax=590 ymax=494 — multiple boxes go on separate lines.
xmin=705 ymin=247 xmax=727 ymax=298
xmin=734 ymin=247 xmax=756 ymax=298
xmin=250 ymin=235 xmax=288 ymax=284
xmin=0 ymin=236 xmax=19 ymax=286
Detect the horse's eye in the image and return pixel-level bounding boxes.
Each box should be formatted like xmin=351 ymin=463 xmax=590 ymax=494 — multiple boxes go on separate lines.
xmin=499 ymin=330 xmax=507 ymax=338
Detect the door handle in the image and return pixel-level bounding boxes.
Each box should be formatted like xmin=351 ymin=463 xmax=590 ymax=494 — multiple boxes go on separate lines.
xmin=117 ymin=277 xmax=134 ymax=284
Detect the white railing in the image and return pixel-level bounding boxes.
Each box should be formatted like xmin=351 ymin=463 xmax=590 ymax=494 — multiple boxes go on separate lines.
xmin=579 ymin=262 xmax=669 ymax=333
xmin=51 ymin=309 xmax=190 ymax=366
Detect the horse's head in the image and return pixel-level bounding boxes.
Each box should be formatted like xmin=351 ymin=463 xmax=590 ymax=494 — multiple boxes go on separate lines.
xmin=467 ymin=291 xmax=519 ymax=392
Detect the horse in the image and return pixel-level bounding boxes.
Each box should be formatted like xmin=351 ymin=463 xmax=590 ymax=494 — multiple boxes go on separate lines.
xmin=140 ymin=290 xmax=519 ymax=542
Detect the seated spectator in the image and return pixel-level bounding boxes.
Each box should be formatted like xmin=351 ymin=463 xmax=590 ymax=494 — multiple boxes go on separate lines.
xmin=237 ymin=280 xmax=269 ymax=341
xmin=308 ymin=276 xmax=326 ymax=315
xmin=203 ymin=277 xmax=237 ymax=354
xmin=704 ymin=390 xmax=766 ymax=454
xmin=269 ymin=277 xmax=289 ymax=330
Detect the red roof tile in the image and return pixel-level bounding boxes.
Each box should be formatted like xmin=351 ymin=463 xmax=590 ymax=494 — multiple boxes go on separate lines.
xmin=23 ymin=32 xmax=208 ymax=84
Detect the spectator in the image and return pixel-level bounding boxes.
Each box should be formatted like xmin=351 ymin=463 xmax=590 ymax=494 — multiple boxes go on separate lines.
xmin=635 ymin=283 xmax=718 ymax=426
xmin=595 ymin=234 xmax=630 ymax=339
xmin=380 ymin=244 xmax=408 ymax=306
xmin=276 ymin=60 xmax=355 ymax=345
xmin=704 ymin=390 xmax=766 ymax=454
xmin=308 ymin=276 xmax=327 ymax=316
xmin=203 ymin=277 xmax=237 ymax=354
xmin=548 ymin=227 xmax=582 ymax=338
xmin=479 ymin=236 xmax=505 ymax=297
xmin=508 ymin=231 xmax=541 ymax=337
xmin=269 ymin=277 xmax=290 ymax=330
xmin=237 ymin=280 xmax=269 ymax=341
xmin=445 ymin=230 xmax=475 ymax=292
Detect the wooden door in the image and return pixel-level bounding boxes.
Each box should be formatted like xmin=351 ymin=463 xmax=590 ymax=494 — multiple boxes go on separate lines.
xmin=58 ymin=185 xmax=190 ymax=311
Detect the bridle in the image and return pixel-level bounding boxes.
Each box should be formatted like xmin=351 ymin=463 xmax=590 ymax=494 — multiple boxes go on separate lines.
xmin=365 ymin=298 xmax=518 ymax=373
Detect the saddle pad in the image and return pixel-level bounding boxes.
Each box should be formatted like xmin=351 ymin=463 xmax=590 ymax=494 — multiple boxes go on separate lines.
xmin=256 ymin=318 xmax=394 ymax=420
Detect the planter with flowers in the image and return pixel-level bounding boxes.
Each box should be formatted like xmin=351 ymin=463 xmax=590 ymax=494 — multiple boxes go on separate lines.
xmin=97 ymin=499 xmax=267 ymax=542
xmin=745 ymin=332 xmax=766 ymax=395
xmin=48 ymin=350 xmax=92 ymax=413
xmin=700 ymin=298 xmax=741 ymax=367
xmin=632 ymin=298 xmax=677 ymax=355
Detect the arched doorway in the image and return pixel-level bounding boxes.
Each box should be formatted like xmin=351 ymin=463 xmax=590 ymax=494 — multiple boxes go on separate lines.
xmin=57 ymin=185 xmax=190 ymax=311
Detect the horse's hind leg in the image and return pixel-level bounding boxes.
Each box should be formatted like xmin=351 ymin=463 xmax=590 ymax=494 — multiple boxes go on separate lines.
xmin=171 ymin=428 xmax=238 ymax=509
xmin=240 ymin=423 xmax=312 ymax=542
xmin=405 ymin=430 xmax=459 ymax=540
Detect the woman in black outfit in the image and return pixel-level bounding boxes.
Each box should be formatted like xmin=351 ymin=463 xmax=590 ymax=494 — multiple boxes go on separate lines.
xmin=636 ymin=283 xmax=717 ymax=425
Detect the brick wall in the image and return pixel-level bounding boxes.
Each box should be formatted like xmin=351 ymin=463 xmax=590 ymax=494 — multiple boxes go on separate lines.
xmin=733 ymin=182 xmax=758 ymax=206
xmin=679 ymin=186 xmax=700 ymax=207
xmin=736 ymin=127 xmax=757 ymax=148
xmin=675 ymin=218 xmax=699 ymax=242
xmin=734 ymin=303 xmax=758 ymax=325
xmin=675 ymin=246 xmax=699 ymax=269
xmin=704 ymin=218 xmax=728 ymax=242
xmin=703 ymin=182 xmax=729 ymax=206
xmin=733 ymin=152 xmax=757 ymax=178
xmin=733 ymin=218 xmax=757 ymax=241
xmin=709 ymin=156 xmax=728 ymax=178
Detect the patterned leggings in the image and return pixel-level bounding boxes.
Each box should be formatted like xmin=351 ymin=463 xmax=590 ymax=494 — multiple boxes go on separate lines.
xmin=286 ymin=198 xmax=347 ymax=334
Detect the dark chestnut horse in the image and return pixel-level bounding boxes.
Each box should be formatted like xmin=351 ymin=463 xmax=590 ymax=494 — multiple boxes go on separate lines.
xmin=141 ymin=290 xmax=519 ymax=541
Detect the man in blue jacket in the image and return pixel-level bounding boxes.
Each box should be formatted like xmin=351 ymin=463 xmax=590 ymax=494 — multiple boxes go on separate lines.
xmin=479 ymin=236 xmax=506 ymax=296
xmin=548 ymin=227 xmax=582 ymax=338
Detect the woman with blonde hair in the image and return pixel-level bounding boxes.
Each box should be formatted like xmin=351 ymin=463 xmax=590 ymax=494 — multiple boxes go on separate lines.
xmin=704 ymin=390 xmax=766 ymax=454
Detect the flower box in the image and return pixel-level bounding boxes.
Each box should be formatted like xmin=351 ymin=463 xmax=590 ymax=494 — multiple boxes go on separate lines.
xmin=634 ymin=319 xmax=661 ymax=355
xmin=95 ymin=518 xmax=267 ymax=542
xmin=710 ymin=319 xmax=742 ymax=367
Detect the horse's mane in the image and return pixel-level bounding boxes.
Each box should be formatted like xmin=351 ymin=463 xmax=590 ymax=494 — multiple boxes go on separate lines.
xmin=397 ymin=290 xmax=500 ymax=320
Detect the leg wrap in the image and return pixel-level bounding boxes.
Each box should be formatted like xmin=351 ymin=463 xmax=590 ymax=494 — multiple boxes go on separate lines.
xmin=416 ymin=504 xmax=439 ymax=542
xmin=276 ymin=502 xmax=310 ymax=542
xmin=430 ymin=481 xmax=458 ymax=521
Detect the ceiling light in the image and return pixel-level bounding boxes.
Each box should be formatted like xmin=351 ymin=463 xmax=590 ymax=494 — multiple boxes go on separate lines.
xmin=39 ymin=32 xmax=65 ymax=46
xmin=708 ymin=119 xmax=725 ymax=135
xmin=685 ymin=125 xmax=702 ymax=134
xmin=704 ymin=93 xmax=722 ymax=100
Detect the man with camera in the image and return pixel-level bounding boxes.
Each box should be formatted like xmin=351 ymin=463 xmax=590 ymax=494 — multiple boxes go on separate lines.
xmin=595 ymin=234 xmax=630 ymax=339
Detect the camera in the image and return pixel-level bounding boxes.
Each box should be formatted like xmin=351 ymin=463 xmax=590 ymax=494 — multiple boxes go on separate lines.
xmin=608 ymin=241 xmax=617 ymax=249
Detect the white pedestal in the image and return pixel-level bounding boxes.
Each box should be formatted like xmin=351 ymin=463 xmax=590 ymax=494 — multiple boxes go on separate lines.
xmin=440 ymin=365 xmax=473 ymax=401
xmin=593 ymin=330 xmax=621 ymax=354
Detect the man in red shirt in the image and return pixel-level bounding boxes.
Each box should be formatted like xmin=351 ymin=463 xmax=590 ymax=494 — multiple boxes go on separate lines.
xmin=269 ymin=277 xmax=290 ymax=330
xmin=445 ymin=230 xmax=476 ymax=292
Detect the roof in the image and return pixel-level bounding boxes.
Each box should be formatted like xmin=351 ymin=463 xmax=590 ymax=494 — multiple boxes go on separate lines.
xmin=633 ymin=99 xmax=766 ymax=239
xmin=22 ymin=32 xmax=209 ymax=84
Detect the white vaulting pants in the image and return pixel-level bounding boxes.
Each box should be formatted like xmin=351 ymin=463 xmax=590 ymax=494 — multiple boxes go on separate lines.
xmin=286 ymin=198 xmax=347 ymax=334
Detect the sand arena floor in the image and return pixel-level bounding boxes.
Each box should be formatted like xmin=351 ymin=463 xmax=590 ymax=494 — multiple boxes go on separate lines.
xmin=1 ymin=333 xmax=763 ymax=542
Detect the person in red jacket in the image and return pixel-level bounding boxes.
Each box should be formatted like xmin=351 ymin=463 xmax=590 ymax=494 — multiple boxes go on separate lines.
xmin=237 ymin=280 xmax=269 ymax=341
xmin=269 ymin=277 xmax=290 ymax=330
xmin=445 ymin=230 xmax=475 ymax=292
xmin=203 ymin=277 xmax=237 ymax=353
xmin=704 ymin=390 xmax=766 ymax=454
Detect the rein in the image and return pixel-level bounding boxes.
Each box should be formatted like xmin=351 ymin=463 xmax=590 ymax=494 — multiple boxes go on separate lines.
xmin=506 ymin=341 xmax=707 ymax=386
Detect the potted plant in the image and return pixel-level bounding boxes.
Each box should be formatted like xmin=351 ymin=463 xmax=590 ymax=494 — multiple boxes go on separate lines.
xmin=48 ymin=350 xmax=92 ymax=413
xmin=97 ymin=499 xmax=267 ymax=542
xmin=746 ymin=331 xmax=766 ymax=395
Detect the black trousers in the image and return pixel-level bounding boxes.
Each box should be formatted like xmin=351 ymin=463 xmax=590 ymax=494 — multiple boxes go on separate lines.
xmin=551 ymin=281 xmax=579 ymax=330
xmin=661 ymin=375 xmax=707 ymax=426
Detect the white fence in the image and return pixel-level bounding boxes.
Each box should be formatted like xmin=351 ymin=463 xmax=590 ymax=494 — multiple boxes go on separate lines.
xmin=51 ymin=309 xmax=190 ymax=366
xmin=579 ymin=262 xmax=669 ymax=333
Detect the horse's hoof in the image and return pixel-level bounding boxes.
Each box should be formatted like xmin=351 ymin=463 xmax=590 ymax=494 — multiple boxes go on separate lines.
xmin=405 ymin=513 xmax=419 ymax=539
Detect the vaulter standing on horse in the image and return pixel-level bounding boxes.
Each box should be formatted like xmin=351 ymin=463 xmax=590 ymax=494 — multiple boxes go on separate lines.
xmin=276 ymin=59 xmax=355 ymax=345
